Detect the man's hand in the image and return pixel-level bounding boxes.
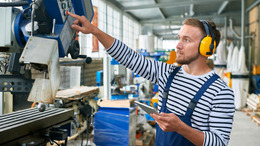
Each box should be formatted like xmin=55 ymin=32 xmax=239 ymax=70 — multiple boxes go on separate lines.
xmin=67 ymin=11 xmax=114 ymax=49
xmin=68 ymin=12 xmax=97 ymax=34
xmin=151 ymin=112 xmax=204 ymax=146
xmin=150 ymin=112 xmax=183 ymax=132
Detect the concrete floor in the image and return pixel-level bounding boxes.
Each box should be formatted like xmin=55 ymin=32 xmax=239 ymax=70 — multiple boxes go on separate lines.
xmin=229 ymin=111 xmax=260 ymax=146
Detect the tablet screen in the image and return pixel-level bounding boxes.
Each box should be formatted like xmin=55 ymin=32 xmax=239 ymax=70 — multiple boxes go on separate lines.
xmin=135 ymin=101 xmax=159 ymax=115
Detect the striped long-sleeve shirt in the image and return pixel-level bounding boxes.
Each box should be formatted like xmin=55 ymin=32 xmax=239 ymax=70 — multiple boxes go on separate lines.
xmin=107 ymin=39 xmax=235 ymax=146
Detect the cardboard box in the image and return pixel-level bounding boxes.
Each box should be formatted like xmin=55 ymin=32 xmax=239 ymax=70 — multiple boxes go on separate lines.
xmin=97 ymin=99 xmax=135 ymax=108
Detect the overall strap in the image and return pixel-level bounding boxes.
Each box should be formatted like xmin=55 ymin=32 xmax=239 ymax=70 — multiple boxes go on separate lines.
xmin=186 ymin=74 xmax=220 ymax=117
xmin=163 ymin=66 xmax=181 ymax=99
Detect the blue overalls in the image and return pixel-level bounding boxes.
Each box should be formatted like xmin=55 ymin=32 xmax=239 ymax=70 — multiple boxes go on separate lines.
xmin=155 ymin=66 xmax=219 ymax=146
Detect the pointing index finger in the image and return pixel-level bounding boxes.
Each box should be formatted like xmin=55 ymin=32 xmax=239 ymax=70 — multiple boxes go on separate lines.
xmin=68 ymin=11 xmax=81 ymax=20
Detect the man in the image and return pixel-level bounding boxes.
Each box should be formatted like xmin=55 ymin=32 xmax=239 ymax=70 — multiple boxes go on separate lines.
xmin=68 ymin=12 xmax=235 ymax=146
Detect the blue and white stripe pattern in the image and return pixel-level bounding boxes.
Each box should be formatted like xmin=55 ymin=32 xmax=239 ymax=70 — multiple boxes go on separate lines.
xmin=107 ymin=39 xmax=235 ymax=146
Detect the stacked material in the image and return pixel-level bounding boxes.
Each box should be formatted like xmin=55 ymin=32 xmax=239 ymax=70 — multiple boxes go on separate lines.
xmin=247 ymin=94 xmax=260 ymax=110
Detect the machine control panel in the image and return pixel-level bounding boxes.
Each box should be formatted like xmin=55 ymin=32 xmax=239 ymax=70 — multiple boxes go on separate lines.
xmin=57 ymin=0 xmax=72 ymax=22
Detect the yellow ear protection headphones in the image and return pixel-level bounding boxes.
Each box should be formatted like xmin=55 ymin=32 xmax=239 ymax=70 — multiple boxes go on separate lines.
xmin=199 ymin=20 xmax=216 ymax=57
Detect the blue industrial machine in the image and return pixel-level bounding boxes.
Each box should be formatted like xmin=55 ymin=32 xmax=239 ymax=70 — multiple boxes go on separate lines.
xmin=0 ymin=1 xmax=95 ymax=145
xmin=0 ymin=0 xmax=94 ymax=93
xmin=2 ymin=0 xmax=93 ymax=57
xmin=0 ymin=0 xmax=94 ymax=99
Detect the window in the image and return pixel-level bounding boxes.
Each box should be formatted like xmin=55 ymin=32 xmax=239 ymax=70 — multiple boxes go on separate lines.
xmin=123 ymin=16 xmax=140 ymax=50
xmin=79 ymin=0 xmax=141 ymax=57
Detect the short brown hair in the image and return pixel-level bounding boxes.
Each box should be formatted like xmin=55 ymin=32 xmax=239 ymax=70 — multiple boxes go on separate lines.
xmin=183 ymin=18 xmax=221 ymax=47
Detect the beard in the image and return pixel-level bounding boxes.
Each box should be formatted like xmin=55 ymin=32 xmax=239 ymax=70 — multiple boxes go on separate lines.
xmin=176 ymin=52 xmax=200 ymax=65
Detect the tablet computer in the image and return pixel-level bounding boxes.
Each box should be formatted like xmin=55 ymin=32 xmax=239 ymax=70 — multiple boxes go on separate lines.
xmin=135 ymin=101 xmax=159 ymax=115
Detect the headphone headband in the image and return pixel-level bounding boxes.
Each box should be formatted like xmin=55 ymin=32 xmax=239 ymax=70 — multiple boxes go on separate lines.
xmin=200 ymin=20 xmax=210 ymax=36
xmin=200 ymin=20 xmax=216 ymax=51
xmin=200 ymin=20 xmax=215 ymax=38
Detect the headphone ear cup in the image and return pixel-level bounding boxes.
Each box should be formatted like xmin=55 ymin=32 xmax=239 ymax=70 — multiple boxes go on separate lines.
xmin=199 ymin=36 xmax=216 ymax=57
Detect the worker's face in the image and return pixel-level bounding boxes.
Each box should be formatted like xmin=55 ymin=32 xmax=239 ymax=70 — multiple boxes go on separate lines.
xmin=176 ymin=25 xmax=204 ymax=64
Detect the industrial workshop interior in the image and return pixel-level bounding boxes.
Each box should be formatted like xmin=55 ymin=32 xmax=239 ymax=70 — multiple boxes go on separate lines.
xmin=1 ymin=0 xmax=260 ymax=145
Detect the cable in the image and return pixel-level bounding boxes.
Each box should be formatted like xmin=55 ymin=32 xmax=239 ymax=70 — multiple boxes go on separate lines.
xmin=81 ymin=129 xmax=84 ymax=146
xmin=31 ymin=102 xmax=37 ymax=108
xmin=81 ymin=118 xmax=90 ymax=146
xmin=86 ymin=119 xmax=89 ymax=146
xmin=4 ymin=64 xmax=8 ymax=74
xmin=0 ymin=1 xmax=28 ymax=7
xmin=49 ymin=137 xmax=60 ymax=146
xmin=53 ymin=140 xmax=60 ymax=146
xmin=23 ymin=4 xmax=32 ymax=14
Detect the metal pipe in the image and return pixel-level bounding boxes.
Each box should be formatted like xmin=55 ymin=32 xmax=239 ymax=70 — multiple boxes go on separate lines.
xmin=241 ymin=0 xmax=245 ymax=47
xmin=224 ymin=17 xmax=227 ymax=50
xmin=51 ymin=19 xmax=56 ymax=34
xmin=229 ymin=19 xmax=254 ymax=39
xmin=218 ymin=1 xmax=229 ymax=15
xmin=248 ymin=37 xmax=252 ymax=73
xmin=190 ymin=4 xmax=194 ymax=16
xmin=31 ymin=9 xmax=35 ymax=36
xmin=245 ymin=35 xmax=254 ymax=39
xmin=31 ymin=0 xmax=36 ymax=36
xmin=246 ymin=0 xmax=260 ymax=12
xmin=44 ymin=71 xmax=47 ymax=79
xmin=103 ymin=2 xmax=111 ymax=100
xmin=229 ymin=19 xmax=241 ymax=39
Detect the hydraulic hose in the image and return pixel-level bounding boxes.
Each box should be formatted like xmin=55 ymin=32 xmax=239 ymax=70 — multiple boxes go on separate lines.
xmin=0 ymin=1 xmax=28 ymax=7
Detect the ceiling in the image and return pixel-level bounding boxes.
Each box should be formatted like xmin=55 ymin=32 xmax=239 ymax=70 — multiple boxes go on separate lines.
xmin=106 ymin=0 xmax=260 ymax=40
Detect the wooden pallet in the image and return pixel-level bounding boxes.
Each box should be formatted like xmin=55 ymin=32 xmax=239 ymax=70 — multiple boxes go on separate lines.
xmin=242 ymin=108 xmax=260 ymax=117
xmin=252 ymin=115 xmax=260 ymax=126
xmin=242 ymin=108 xmax=260 ymax=126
